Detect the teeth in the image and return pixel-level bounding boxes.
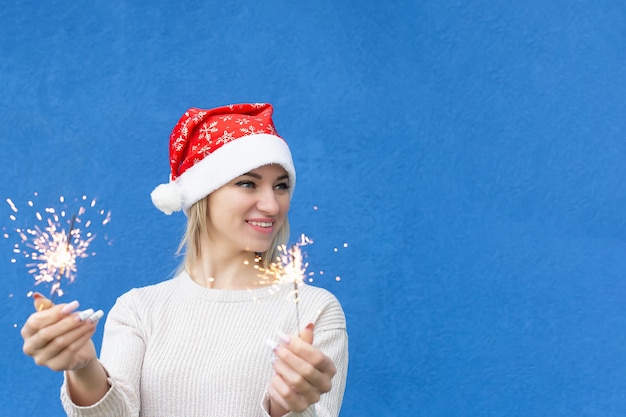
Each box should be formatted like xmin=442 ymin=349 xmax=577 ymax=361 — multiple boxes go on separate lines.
xmin=249 ymin=221 xmax=272 ymax=227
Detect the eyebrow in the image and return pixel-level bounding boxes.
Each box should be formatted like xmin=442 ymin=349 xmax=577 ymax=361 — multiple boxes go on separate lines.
xmin=241 ymin=172 xmax=290 ymax=181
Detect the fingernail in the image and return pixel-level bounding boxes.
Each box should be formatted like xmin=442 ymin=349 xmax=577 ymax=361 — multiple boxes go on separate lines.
xmin=305 ymin=323 xmax=315 ymax=331
xmin=265 ymin=338 xmax=278 ymax=351
xmin=61 ymin=300 xmax=80 ymax=315
xmin=77 ymin=309 xmax=95 ymax=322
xmin=270 ymin=356 xmax=277 ymax=364
xmin=277 ymin=330 xmax=290 ymax=345
xmin=88 ymin=310 xmax=104 ymax=324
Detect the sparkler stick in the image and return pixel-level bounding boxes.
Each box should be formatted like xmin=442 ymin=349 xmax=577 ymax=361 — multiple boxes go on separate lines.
xmin=294 ymin=278 xmax=301 ymax=333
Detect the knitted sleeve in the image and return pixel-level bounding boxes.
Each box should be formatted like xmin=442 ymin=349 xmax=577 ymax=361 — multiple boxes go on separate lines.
xmin=60 ymin=291 xmax=145 ymax=417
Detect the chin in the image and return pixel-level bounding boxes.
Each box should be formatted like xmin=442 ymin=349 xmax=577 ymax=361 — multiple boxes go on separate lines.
xmin=244 ymin=241 xmax=273 ymax=254
xmin=242 ymin=230 xmax=281 ymax=254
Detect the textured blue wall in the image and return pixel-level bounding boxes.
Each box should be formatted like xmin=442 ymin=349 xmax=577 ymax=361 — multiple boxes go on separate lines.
xmin=1 ymin=1 xmax=626 ymax=416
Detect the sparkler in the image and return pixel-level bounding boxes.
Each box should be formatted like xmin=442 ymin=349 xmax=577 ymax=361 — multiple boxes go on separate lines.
xmin=3 ymin=193 xmax=112 ymax=299
xmin=252 ymin=203 xmax=349 ymax=334
xmin=254 ymin=231 xmax=349 ymax=333
xmin=47 ymin=213 xmax=77 ymax=303
xmin=258 ymin=234 xmax=313 ymax=332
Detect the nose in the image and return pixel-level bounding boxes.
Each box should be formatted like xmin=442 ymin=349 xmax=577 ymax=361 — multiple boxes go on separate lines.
xmin=256 ymin=188 xmax=280 ymax=215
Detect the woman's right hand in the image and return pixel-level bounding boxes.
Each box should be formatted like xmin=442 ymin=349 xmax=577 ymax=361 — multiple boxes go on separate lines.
xmin=21 ymin=294 xmax=101 ymax=372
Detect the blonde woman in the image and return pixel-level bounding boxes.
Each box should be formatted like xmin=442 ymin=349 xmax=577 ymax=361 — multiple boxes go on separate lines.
xmin=21 ymin=103 xmax=348 ymax=417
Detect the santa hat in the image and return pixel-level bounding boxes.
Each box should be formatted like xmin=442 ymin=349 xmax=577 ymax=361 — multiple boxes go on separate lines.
xmin=151 ymin=103 xmax=296 ymax=215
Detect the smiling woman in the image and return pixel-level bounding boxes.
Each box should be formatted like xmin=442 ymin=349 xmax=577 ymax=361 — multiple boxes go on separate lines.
xmin=20 ymin=103 xmax=349 ymax=417
xmin=188 ymin=164 xmax=292 ymax=289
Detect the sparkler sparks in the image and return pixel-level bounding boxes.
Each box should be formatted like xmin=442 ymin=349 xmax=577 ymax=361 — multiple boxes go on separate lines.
xmin=248 ymin=198 xmax=349 ymax=334
xmin=3 ymin=193 xmax=112 ymax=299
xmin=257 ymin=234 xmax=313 ymax=332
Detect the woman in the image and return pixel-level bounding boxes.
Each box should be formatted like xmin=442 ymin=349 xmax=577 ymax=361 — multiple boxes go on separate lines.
xmin=21 ymin=103 xmax=348 ymax=417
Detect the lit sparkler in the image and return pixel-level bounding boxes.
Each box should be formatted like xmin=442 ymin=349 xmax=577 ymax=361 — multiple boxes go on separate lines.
xmin=4 ymin=193 xmax=112 ymax=299
xmin=252 ymin=209 xmax=349 ymax=333
xmin=258 ymin=234 xmax=313 ymax=332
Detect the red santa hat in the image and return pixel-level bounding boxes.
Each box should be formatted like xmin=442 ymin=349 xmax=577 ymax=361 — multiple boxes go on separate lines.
xmin=151 ymin=103 xmax=296 ymax=215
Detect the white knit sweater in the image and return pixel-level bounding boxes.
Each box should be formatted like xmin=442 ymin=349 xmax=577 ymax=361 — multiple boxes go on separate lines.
xmin=60 ymin=271 xmax=348 ymax=417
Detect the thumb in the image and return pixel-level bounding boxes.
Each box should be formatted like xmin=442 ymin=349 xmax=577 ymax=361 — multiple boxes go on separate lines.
xmin=33 ymin=292 xmax=54 ymax=311
xmin=299 ymin=322 xmax=315 ymax=344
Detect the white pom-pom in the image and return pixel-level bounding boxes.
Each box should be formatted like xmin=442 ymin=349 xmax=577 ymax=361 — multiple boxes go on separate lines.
xmin=150 ymin=182 xmax=183 ymax=215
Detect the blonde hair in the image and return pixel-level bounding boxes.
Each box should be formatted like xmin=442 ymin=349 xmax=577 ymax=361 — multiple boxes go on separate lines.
xmin=176 ymin=195 xmax=290 ymax=275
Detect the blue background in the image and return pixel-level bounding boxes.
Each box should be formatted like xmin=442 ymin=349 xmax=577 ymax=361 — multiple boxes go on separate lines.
xmin=1 ymin=1 xmax=626 ymax=416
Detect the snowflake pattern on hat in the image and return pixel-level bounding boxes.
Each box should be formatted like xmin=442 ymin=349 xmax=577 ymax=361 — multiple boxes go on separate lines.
xmin=169 ymin=103 xmax=280 ymax=181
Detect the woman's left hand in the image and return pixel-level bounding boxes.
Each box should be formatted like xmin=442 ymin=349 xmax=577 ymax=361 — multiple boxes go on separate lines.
xmin=268 ymin=323 xmax=337 ymax=415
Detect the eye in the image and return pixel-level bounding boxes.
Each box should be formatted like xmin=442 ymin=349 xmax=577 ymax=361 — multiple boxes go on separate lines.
xmin=274 ymin=182 xmax=290 ymax=191
xmin=235 ymin=180 xmax=256 ymax=188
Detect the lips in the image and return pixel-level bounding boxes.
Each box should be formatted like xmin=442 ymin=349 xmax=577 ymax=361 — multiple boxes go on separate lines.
xmin=246 ymin=219 xmax=276 ymax=234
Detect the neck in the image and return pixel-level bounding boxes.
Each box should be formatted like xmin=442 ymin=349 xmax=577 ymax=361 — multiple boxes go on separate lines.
xmin=189 ymin=245 xmax=263 ymax=290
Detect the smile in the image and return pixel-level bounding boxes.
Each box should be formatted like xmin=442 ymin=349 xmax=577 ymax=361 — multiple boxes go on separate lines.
xmin=247 ymin=221 xmax=273 ymax=228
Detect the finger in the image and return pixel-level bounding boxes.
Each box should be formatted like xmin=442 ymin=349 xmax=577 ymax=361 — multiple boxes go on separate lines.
xmin=272 ymin=353 xmax=324 ymax=400
xmin=267 ymin=377 xmax=291 ymax=410
xmin=33 ymin=323 xmax=97 ymax=369
xmin=38 ymin=332 xmax=96 ymax=372
xmin=274 ymin=334 xmax=336 ymax=393
xmin=299 ymin=322 xmax=314 ymax=344
xmin=23 ymin=309 xmax=87 ymax=354
xmin=282 ymin=335 xmax=336 ymax=376
xmin=21 ymin=301 xmax=79 ymax=339
xmin=33 ymin=292 xmax=54 ymax=311
xmin=268 ymin=373 xmax=309 ymax=412
xmin=37 ymin=320 xmax=97 ymax=360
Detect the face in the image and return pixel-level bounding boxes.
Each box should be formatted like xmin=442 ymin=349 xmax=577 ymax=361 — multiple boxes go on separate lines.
xmin=205 ymin=164 xmax=291 ymax=254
